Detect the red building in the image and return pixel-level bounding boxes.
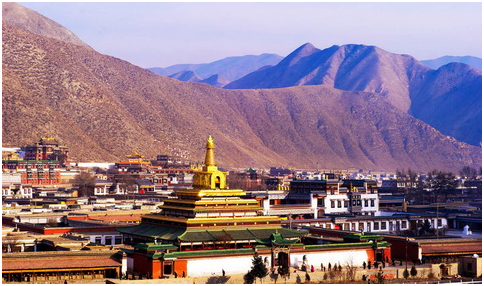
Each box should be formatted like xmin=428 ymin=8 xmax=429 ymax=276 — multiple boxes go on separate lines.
xmin=3 ymin=160 xmax=61 ymax=185
xmin=23 ymin=138 xmax=69 ymax=165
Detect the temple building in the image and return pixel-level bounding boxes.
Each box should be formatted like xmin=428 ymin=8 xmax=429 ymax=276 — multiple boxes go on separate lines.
xmin=117 ymin=137 xmax=393 ymax=279
xmin=115 ymin=150 xmax=152 ymax=173
xmin=23 ymin=138 xmax=70 ymax=165
xmin=118 ymin=136 xmax=307 ymax=277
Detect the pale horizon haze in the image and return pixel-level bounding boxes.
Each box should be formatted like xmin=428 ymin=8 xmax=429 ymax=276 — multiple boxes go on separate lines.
xmin=19 ymin=2 xmax=483 ymax=69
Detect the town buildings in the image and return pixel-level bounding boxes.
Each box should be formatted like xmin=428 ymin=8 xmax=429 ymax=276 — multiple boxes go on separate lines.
xmin=2 ymin=137 xmax=481 ymax=282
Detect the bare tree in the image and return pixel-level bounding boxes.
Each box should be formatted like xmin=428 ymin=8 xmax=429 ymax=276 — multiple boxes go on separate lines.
xmin=459 ymin=166 xmax=478 ymax=178
xmin=345 ymin=259 xmax=357 ymax=281
xmin=2 ymin=236 xmax=19 ymax=253
xmin=72 ymin=171 xmax=95 ymax=197
xmin=118 ymin=174 xmax=138 ymax=201
xmin=426 ymin=170 xmax=457 ymax=203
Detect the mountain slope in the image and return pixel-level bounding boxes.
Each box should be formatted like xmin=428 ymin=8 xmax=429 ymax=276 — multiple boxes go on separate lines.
xmin=2 ymin=2 xmax=90 ymax=48
xmin=198 ymin=74 xmax=230 ymax=88
xmin=148 ymin=53 xmax=283 ymax=83
xmin=2 ymin=22 xmax=480 ymax=172
xmin=410 ymin=63 xmax=482 ymax=146
xmin=421 ymin=56 xmax=482 ymax=71
xmin=225 ymin=44 xmax=428 ymax=113
xmin=169 ymin=70 xmax=202 ymax=82
xmin=225 ymin=43 xmax=482 ymax=146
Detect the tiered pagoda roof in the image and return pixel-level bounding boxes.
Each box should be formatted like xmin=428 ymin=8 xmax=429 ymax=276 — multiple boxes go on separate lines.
xmin=118 ymin=136 xmax=307 ymax=245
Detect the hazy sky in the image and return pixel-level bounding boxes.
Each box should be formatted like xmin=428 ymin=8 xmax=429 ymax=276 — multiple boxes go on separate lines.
xmin=21 ymin=2 xmax=482 ymax=68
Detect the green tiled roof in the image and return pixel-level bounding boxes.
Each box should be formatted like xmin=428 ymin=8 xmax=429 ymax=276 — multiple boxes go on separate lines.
xmin=163 ymin=248 xmax=255 ymax=259
xmin=118 ymin=224 xmax=307 ymax=243
xmin=179 ymin=227 xmax=307 ymax=242
xmin=376 ymin=241 xmax=392 ymax=248
xmin=256 ymin=232 xmax=300 ymax=246
xmin=343 ymin=233 xmax=383 ymax=242
xmin=304 ymin=242 xmax=374 ymax=250
xmin=117 ymin=224 xmax=185 ymax=240
xmin=134 ymin=243 xmax=178 ymax=251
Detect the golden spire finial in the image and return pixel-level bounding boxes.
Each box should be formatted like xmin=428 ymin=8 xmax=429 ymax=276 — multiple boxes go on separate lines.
xmin=206 ymin=135 xmax=215 ymax=149
xmin=204 ymin=135 xmax=216 ymax=167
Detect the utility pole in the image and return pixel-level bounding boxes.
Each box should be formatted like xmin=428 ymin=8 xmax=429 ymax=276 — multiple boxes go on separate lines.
xmin=405 ymin=237 xmax=408 ymax=270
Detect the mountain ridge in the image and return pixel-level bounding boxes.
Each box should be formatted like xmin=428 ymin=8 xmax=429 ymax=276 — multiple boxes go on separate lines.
xmin=148 ymin=53 xmax=283 ymax=84
xmin=2 ymin=2 xmax=90 ymax=49
xmin=225 ymin=43 xmax=482 ymax=146
xmin=421 ymin=55 xmax=482 ymax=71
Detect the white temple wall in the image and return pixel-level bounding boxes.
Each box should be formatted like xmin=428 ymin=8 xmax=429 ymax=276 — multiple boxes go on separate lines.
xmin=290 ymin=249 xmax=369 ymax=268
xmin=187 ymin=255 xmax=253 ymax=277
xmin=185 ymin=249 xmax=371 ymax=277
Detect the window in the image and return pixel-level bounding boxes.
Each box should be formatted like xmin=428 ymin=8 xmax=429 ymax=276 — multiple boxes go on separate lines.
xmin=381 ymin=222 xmax=386 ymax=230
xmin=331 ymin=201 xmax=335 ymax=208
xmin=364 ymin=200 xmax=368 ymax=207
xmin=373 ymin=222 xmax=379 ymax=230
xmin=359 ymin=223 xmax=364 ymax=231
xmin=437 ymin=219 xmax=442 ymax=227
xmin=337 ymin=201 xmax=341 ymax=208
xmin=318 ymin=198 xmax=324 ymax=207
xmin=370 ymin=200 xmax=375 ymax=207
xmin=344 ymin=201 xmax=348 ymax=207
xmin=401 ymin=221 xmax=407 ymax=229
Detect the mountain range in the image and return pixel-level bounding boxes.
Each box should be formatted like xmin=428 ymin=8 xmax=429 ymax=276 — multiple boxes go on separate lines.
xmin=2 ymin=3 xmax=481 ymax=172
xmin=421 ymin=56 xmax=481 ymax=71
xmin=225 ymin=43 xmax=482 ymax=146
xmin=148 ymin=53 xmax=283 ymax=84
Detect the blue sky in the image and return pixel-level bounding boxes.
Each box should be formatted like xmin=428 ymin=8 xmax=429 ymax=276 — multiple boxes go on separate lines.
xmin=20 ymin=2 xmax=482 ymax=68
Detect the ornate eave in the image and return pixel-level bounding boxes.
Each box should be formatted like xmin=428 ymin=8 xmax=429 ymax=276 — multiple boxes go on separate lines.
xmin=142 ymin=214 xmax=281 ymax=224
xmin=175 ymin=189 xmax=247 ymax=197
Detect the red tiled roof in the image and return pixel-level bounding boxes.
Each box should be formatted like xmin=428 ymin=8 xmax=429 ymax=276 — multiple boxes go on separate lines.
xmin=88 ymin=214 xmax=142 ymax=222
xmin=3 ymin=258 xmax=121 ymax=271
xmin=421 ymin=243 xmax=482 ymax=255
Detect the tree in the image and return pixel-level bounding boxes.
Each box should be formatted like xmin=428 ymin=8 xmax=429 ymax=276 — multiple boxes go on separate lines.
xmin=459 ymin=166 xmax=478 ymax=178
xmin=46 ymin=217 xmax=57 ymax=227
xmin=249 ymin=254 xmax=268 ymax=284
xmin=418 ymin=219 xmax=434 ymax=236
xmin=2 ymin=236 xmax=19 ymax=253
xmin=403 ymin=268 xmax=409 ymax=279
xmin=72 ymin=171 xmax=95 ymax=197
xmin=396 ymin=169 xmax=424 ymax=204
xmin=410 ymin=265 xmax=418 ymax=277
xmin=376 ymin=270 xmax=385 ymax=284
xmin=118 ymin=174 xmax=138 ymax=205
xmin=278 ymin=263 xmax=290 ymax=284
xmin=305 ymin=272 xmax=310 ymax=283
xmin=244 ymin=271 xmax=255 ymax=284
xmin=426 ymin=170 xmax=457 ymax=203
xmin=345 ymin=260 xmax=357 ymax=281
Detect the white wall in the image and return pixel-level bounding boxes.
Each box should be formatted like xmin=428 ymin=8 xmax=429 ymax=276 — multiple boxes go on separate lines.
xmin=187 ymin=255 xmax=253 ymax=277
xmin=290 ymin=249 xmax=368 ymax=268
xmin=186 ymin=249 xmax=371 ymax=277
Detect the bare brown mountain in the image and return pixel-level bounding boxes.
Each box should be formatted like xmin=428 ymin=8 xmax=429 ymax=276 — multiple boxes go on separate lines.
xmin=2 ymin=22 xmax=481 ymax=172
xmin=226 ymin=43 xmax=482 ymax=146
xmin=2 ymin=2 xmax=90 ymax=48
